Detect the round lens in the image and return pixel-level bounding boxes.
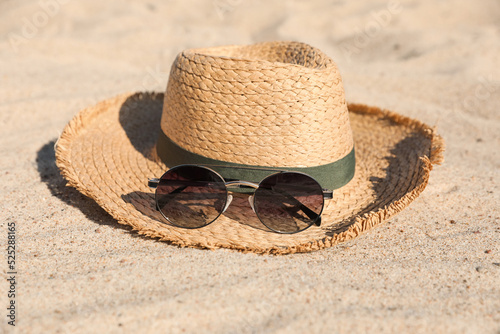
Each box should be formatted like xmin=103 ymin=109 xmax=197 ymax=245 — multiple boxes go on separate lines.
xmin=253 ymin=172 xmax=324 ymax=233
xmin=155 ymin=165 xmax=227 ymax=228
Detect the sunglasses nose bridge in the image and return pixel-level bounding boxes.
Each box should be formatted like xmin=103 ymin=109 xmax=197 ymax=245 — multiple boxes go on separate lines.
xmin=225 ymin=180 xmax=259 ymax=189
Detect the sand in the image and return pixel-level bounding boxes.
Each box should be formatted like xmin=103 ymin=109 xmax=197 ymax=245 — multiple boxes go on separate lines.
xmin=0 ymin=0 xmax=499 ymax=333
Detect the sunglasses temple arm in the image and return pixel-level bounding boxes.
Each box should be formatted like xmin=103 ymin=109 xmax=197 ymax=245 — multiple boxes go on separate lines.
xmin=148 ymin=178 xmax=160 ymax=188
xmin=272 ymin=188 xmax=321 ymax=226
xmin=148 ymin=179 xmax=220 ymax=189
xmin=149 ymin=179 xmax=188 ymax=212
xmin=298 ymin=202 xmax=321 ymax=226
xmin=148 ymin=179 xmax=188 ymax=194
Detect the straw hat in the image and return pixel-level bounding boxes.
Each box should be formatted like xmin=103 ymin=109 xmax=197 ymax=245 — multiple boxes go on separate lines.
xmin=55 ymin=41 xmax=444 ymax=254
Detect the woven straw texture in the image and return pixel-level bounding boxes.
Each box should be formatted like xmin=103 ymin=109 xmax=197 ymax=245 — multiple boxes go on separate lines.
xmin=55 ymin=42 xmax=444 ymax=254
xmin=162 ymin=41 xmax=353 ymax=166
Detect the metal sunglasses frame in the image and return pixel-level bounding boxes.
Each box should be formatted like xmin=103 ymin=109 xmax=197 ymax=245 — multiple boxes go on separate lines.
xmin=148 ymin=164 xmax=333 ymax=234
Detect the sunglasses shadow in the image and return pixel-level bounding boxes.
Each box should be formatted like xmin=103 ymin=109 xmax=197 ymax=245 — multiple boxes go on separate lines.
xmin=121 ymin=191 xmax=274 ymax=232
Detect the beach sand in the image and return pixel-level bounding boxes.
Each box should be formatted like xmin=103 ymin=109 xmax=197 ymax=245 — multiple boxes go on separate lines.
xmin=0 ymin=0 xmax=499 ymax=332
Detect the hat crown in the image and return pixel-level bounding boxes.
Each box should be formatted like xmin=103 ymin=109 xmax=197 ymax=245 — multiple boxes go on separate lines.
xmin=160 ymin=41 xmax=353 ymax=168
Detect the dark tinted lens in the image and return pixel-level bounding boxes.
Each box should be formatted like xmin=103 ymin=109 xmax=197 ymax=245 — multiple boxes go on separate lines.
xmin=155 ymin=165 xmax=227 ymax=228
xmin=253 ymin=172 xmax=324 ymax=233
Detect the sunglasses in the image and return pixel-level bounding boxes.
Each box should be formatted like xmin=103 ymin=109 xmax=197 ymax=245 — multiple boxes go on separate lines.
xmin=148 ymin=165 xmax=333 ymax=234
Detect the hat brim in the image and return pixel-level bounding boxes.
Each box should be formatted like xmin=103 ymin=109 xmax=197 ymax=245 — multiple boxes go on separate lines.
xmin=55 ymin=92 xmax=444 ymax=254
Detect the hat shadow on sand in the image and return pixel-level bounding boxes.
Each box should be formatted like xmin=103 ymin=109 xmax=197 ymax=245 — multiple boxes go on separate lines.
xmin=36 ymin=140 xmax=131 ymax=231
xmin=114 ymin=93 xmax=432 ymax=236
